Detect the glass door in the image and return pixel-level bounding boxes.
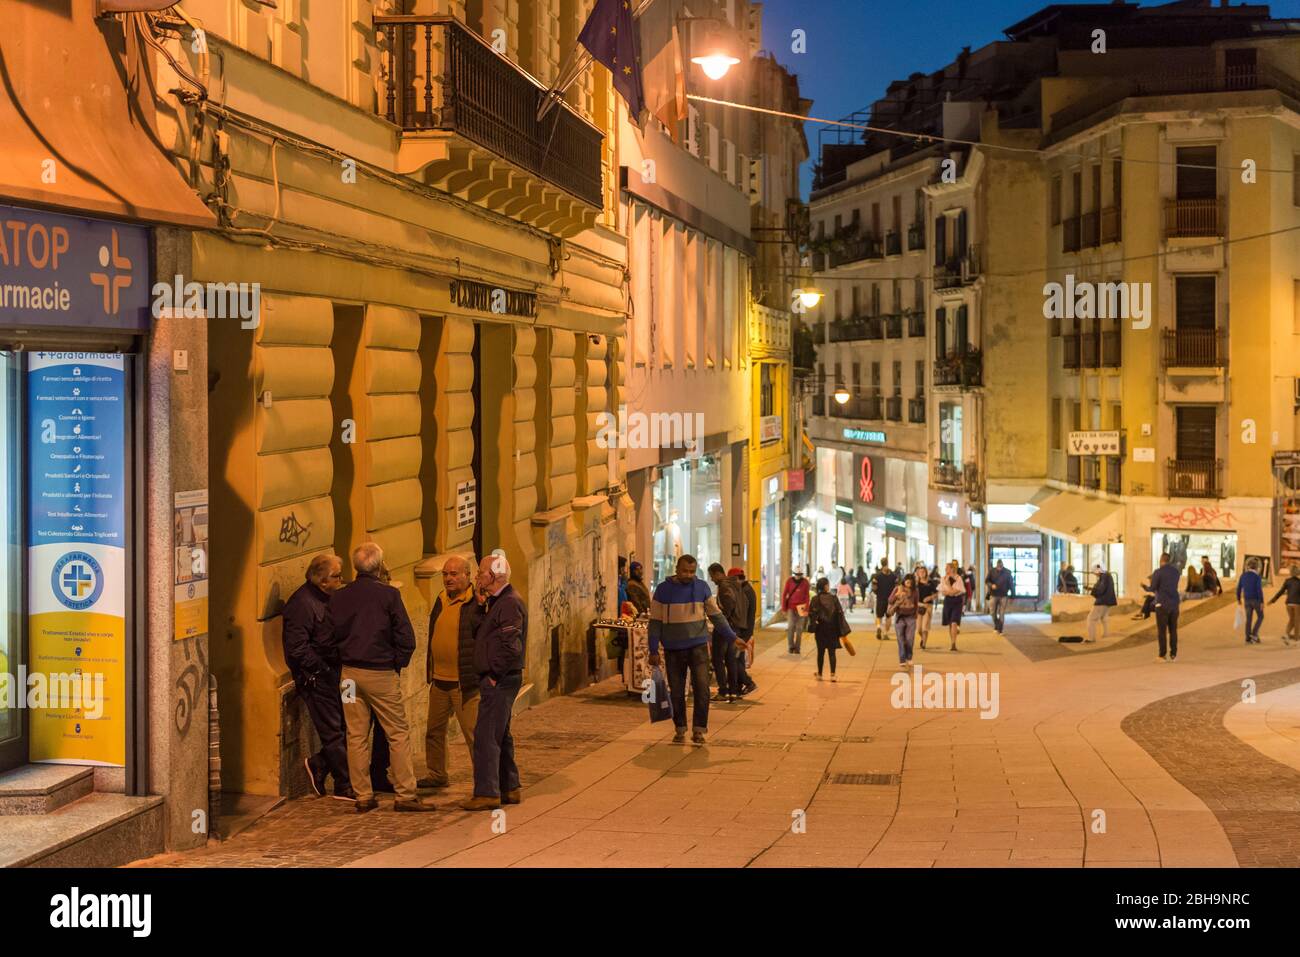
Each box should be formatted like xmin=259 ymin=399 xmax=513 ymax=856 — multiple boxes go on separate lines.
xmin=0 ymin=352 xmax=24 ymax=772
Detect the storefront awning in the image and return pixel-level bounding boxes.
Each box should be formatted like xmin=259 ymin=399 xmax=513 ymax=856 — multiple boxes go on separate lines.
xmin=1026 ymin=492 xmax=1124 ymax=544
xmin=0 ymin=4 xmax=215 ymax=229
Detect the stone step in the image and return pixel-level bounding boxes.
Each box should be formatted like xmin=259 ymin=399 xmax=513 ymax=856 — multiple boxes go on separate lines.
xmin=0 ymin=792 xmax=164 ymax=868
xmin=0 ymin=765 xmax=94 ymax=816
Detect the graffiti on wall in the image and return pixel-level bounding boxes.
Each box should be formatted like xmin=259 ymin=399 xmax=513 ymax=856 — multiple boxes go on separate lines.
xmin=1157 ymin=506 xmax=1238 ymax=530
xmin=175 ymin=637 xmax=209 ymax=738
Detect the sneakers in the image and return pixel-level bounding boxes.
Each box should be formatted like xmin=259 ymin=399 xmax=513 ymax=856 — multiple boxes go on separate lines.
xmin=830 ymin=674 xmax=838 ymax=682
xmin=726 ymin=694 xmax=739 ymax=704
xmin=417 ymin=775 xmax=450 ymax=790
xmin=1169 ymin=654 xmax=1177 ymax=661
xmin=672 ymin=728 xmax=687 ymax=744
xmin=354 ymin=797 xmax=379 ymax=814
xmin=332 ymin=786 xmax=358 ymax=802
xmin=691 ymin=730 xmax=707 ymax=746
xmin=814 ymin=671 xmax=823 ymax=680
xmin=460 ymin=795 xmax=501 ymax=812
xmin=305 ymin=756 xmax=327 ymax=798
xmin=394 ymin=798 xmax=437 ymax=813
xmin=1156 ymin=654 xmax=1167 ymax=661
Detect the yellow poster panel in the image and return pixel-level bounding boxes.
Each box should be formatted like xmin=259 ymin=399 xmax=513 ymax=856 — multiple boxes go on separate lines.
xmin=28 ymin=610 xmax=125 ymax=767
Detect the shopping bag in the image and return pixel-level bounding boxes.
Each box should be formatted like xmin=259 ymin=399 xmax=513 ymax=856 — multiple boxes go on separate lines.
xmin=644 ymin=666 xmax=674 ymax=723
xmin=1233 ymin=605 xmax=1245 ymax=632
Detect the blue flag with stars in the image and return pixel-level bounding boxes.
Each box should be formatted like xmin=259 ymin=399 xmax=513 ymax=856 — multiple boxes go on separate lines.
xmin=578 ymin=0 xmax=645 ymax=118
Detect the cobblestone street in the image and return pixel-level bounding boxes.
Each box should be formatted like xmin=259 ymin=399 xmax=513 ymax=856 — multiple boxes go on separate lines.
xmin=136 ymin=603 xmax=1300 ymax=869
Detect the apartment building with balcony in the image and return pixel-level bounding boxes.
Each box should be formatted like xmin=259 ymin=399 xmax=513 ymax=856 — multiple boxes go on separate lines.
xmin=1033 ymin=0 xmax=1300 ymax=598
xmin=135 ymin=0 xmax=631 ymax=809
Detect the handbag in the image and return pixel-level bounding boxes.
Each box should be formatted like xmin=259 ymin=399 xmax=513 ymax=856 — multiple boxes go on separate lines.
xmin=842 ymin=635 xmax=857 ymax=656
xmin=644 ymin=666 xmax=674 ymax=723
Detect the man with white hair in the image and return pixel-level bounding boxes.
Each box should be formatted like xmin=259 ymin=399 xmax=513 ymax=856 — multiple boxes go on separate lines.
xmin=325 ymin=542 xmax=433 ymax=813
xmin=419 ymin=553 xmax=484 ymax=789
xmin=462 ymin=550 xmax=527 ymax=811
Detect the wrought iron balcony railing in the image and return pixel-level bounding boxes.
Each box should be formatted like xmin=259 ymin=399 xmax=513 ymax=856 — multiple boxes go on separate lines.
xmin=885 ymin=231 xmax=902 ymax=256
xmin=376 ymin=15 xmax=603 ymax=207
xmin=1167 ymin=458 xmax=1223 ymax=499
xmin=907 ymin=221 xmax=925 ymax=251
xmin=829 ymin=316 xmax=883 ymax=342
xmin=1162 ymin=328 xmax=1226 ymax=368
xmin=933 ymin=460 xmax=968 ymax=491
xmin=830 ymin=235 xmax=883 ymax=268
xmin=884 ymin=314 xmax=903 ymax=339
xmin=1100 ymin=206 xmax=1121 ymax=244
xmin=908 ymin=397 xmax=926 ymax=423
xmin=1164 ymin=198 xmax=1222 ymax=239
xmin=886 ymin=395 xmax=903 ymax=421
xmin=907 ymin=310 xmax=926 ymax=337
xmin=934 ymin=245 xmax=980 ymax=290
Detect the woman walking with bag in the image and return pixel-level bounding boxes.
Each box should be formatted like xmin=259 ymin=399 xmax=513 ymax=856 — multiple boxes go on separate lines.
xmin=916 ymin=566 xmax=937 ymax=650
xmin=807 ymin=577 xmax=848 ymax=681
xmin=939 ymin=561 xmax=966 ymax=652
xmin=889 ymin=574 xmax=921 ymax=667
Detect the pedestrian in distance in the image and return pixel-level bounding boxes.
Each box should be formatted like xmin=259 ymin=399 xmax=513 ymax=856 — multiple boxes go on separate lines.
xmin=1201 ymin=556 xmax=1222 ymax=596
xmin=806 ymin=577 xmax=846 ymax=681
xmin=985 ymin=560 xmax=1014 ymax=634
xmin=963 ymin=565 xmax=976 ymax=609
xmin=461 ymin=552 xmax=528 ymax=811
xmin=729 ymin=567 xmax=758 ymax=696
xmin=419 ymin=554 xmax=483 ymax=791
xmin=708 ymin=563 xmax=746 ymax=703
xmin=1056 ymin=561 xmax=1080 ymax=594
xmin=837 ymin=568 xmax=854 ymax=614
xmin=325 ymin=542 xmax=434 ymax=814
xmin=1237 ymin=558 xmax=1265 ymax=644
xmin=871 ymin=559 xmax=898 ymax=641
xmin=855 ymin=564 xmax=869 ymax=601
xmin=1086 ymin=564 xmax=1116 ymax=643
xmin=916 ymin=565 xmax=937 ymax=650
xmin=889 ymin=573 xmax=921 ymax=667
xmin=283 ymin=553 xmax=355 ymax=801
xmin=939 ymin=561 xmax=966 ymax=651
xmin=1145 ymin=552 xmax=1183 ymax=661
xmin=648 ymin=555 xmax=744 ymax=746
xmin=626 ymin=560 xmax=651 ymax=615
xmin=782 ymin=568 xmax=811 ymax=655
xmin=1268 ymin=565 xmax=1300 ymax=645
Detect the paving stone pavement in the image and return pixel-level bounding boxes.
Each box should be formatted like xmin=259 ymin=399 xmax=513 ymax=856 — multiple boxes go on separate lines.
xmin=136 ymin=604 xmax=1300 ymax=868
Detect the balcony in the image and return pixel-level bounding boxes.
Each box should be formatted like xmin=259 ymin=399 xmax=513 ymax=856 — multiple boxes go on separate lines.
xmin=907 ymin=221 xmax=926 ymax=251
xmin=1062 ymin=215 xmax=1082 ymax=253
xmin=1162 ymin=328 xmax=1226 ymax=369
xmin=828 ymin=316 xmax=883 ymax=342
xmin=907 ymin=310 xmax=926 ymax=337
xmin=830 ymin=394 xmax=883 ymax=421
xmin=1164 ymin=198 xmax=1222 ymax=239
xmin=886 ymin=395 xmax=903 ymax=421
xmin=935 ymin=462 xmax=967 ymax=488
xmin=1068 ymin=455 xmax=1101 ymax=490
xmin=934 ymin=348 xmax=983 ymax=388
xmin=1081 ymin=210 xmax=1101 ymax=248
xmin=908 ymin=397 xmax=926 ymax=423
xmin=934 ymin=245 xmax=981 ymax=290
xmin=1167 ymin=458 xmax=1223 ymax=498
xmin=884 ymin=314 xmax=904 ymax=339
xmin=375 ymin=15 xmax=603 ymax=233
xmin=885 ymin=230 xmax=902 ymax=257
xmin=1100 ymin=206 xmax=1121 ymax=244
xmin=829 ymin=235 xmax=883 ymax=268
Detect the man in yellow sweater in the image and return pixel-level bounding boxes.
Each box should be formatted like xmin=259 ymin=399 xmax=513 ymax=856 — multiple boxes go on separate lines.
xmin=419 ymin=554 xmax=484 ymax=789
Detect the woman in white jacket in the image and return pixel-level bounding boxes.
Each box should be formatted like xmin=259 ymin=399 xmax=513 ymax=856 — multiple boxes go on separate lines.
xmin=938 ymin=561 xmax=967 ymax=652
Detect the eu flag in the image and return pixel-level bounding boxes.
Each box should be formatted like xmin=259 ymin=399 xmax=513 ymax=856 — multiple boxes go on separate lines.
xmin=578 ymin=0 xmax=646 ymax=118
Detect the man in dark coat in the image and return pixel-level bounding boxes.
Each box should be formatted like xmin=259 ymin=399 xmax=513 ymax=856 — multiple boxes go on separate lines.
xmin=729 ymin=567 xmax=758 ymax=696
xmin=462 ymin=552 xmax=528 ymax=811
xmin=419 ymin=554 xmax=484 ymax=789
xmin=871 ymin=561 xmax=898 ymax=641
xmin=1086 ymin=564 xmax=1117 ymax=643
xmin=282 ymin=552 xmax=353 ymax=800
xmin=1145 ymin=553 xmax=1183 ymax=661
xmin=709 ymin=563 xmax=745 ymax=702
xmin=325 ymin=542 xmax=434 ymax=813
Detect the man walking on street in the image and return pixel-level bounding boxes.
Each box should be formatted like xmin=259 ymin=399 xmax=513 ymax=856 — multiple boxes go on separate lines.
xmin=729 ymin=567 xmax=758 ymax=697
xmin=1268 ymin=565 xmax=1300 ymax=644
xmin=781 ymin=568 xmax=810 ymax=655
xmin=462 ymin=552 xmax=528 ymax=811
xmin=871 ymin=560 xmax=898 ymax=641
xmin=419 ymin=554 xmax=484 ymax=790
xmin=326 ymin=542 xmax=433 ymax=813
xmin=649 ymin=555 xmax=744 ymax=745
xmin=1238 ymin=558 xmax=1265 ymax=644
xmin=986 ymin=560 xmax=1014 ymax=634
xmin=1086 ymin=564 xmax=1116 ymax=643
xmin=283 ymin=553 xmax=354 ymax=801
xmin=709 ymin=563 xmax=745 ymax=703
xmin=1146 ymin=552 xmax=1183 ymax=661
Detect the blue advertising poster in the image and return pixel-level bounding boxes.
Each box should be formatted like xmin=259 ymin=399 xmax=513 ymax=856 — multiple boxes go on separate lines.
xmin=0 ymin=203 xmax=150 ymax=331
xmin=26 ymin=353 xmax=127 ymax=766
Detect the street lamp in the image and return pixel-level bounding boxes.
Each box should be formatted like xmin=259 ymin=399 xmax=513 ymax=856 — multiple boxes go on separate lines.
xmin=794 ymin=288 xmax=824 ymax=310
xmin=688 ymin=18 xmax=741 ymax=80
xmin=693 ymin=52 xmax=741 ymax=80
xmin=833 ymin=383 xmax=851 ymax=406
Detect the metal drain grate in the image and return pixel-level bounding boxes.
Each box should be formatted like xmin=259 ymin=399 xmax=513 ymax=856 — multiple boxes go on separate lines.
xmin=798 ymin=733 xmax=873 ymax=744
xmin=827 ymin=772 xmax=900 ymax=786
xmin=707 ymin=739 xmax=791 ymax=750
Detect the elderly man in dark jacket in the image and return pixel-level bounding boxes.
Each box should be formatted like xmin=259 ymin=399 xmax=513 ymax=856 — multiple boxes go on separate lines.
xmin=1145 ymin=553 xmax=1183 ymax=661
xmin=1086 ymin=564 xmax=1117 ymax=643
xmin=325 ymin=542 xmax=433 ymax=814
xmin=283 ymin=552 xmax=354 ymax=800
xmin=462 ymin=551 xmax=528 ymax=811
xmin=419 ymin=554 xmax=484 ymax=789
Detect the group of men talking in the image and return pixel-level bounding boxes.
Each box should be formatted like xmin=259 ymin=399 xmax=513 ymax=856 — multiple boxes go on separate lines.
xmin=281 ymin=543 xmax=527 ymax=814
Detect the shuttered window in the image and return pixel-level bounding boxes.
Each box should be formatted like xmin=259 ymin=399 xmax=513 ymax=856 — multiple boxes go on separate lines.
xmin=1176 ymin=146 xmax=1217 ymax=200
xmin=1175 ymin=276 xmax=1216 ymax=330
xmin=1176 ymin=406 xmax=1217 ymax=461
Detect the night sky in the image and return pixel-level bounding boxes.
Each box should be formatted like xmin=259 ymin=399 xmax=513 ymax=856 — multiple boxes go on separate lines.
xmin=758 ymin=0 xmax=1300 ymax=195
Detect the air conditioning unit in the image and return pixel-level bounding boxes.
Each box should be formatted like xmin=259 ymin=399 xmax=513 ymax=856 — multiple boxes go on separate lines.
xmin=1174 ymin=473 xmax=1196 ymax=494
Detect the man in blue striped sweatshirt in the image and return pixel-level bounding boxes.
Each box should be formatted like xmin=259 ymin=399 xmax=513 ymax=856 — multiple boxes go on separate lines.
xmin=648 ymin=554 xmax=745 ymax=745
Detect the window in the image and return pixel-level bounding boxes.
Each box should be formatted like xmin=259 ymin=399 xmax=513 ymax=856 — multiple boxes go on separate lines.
xmin=892 ymin=281 xmax=902 ymax=314
xmin=1112 ymin=158 xmax=1123 ymax=208
xmin=915 ymin=360 xmax=925 ymax=397
xmin=1175 ymin=406 xmax=1217 ymax=461
xmin=892 ymin=195 xmax=902 ymax=232
xmin=851 ymin=285 xmax=860 ymax=316
xmin=1071 ymin=400 xmax=1082 ymax=432
xmin=851 ymin=361 xmax=861 ymax=394
xmin=892 ymin=361 xmax=903 ymax=396
xmin=954 ymin=304 xmax=969 ymax=352
xmin=934 ymin=215 xmax=946 ymax=266
xmin=760 ymin=363 xmax=775 ymax=416
xmin=1050 ymin=175 xmax=1062 ymax=225
xmin=1176 ymin=146 xmax=1217 ymax=200
xmin=1175 ymin=276 xmax=1216 ymax=330
xmin=1091 ymin=164 xmax=1102 ymax=212
xmin=1071 ymin=169 xmax=1082 ymax=216
xmin=913 ymin=278 xmax=924 ymax=311
xmin=939 ymin=401 xmax=963 ymax=465
xmin=954 ymin=210 xmax=968 ymax=256
xmin=935 ymin=306 xmax=947 ymax=356
xmin=1051 ymin=397 xmax=1062 ymax=450
xmin=871 ymin=284 xmax=881 ymax=316
xmin=870 ymin=361 xmax=881 ymax=395
xmin=834 ymin=289 xmax=842 ymax=320
xmin=871 ymin=202 xmax=880 ymax=238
